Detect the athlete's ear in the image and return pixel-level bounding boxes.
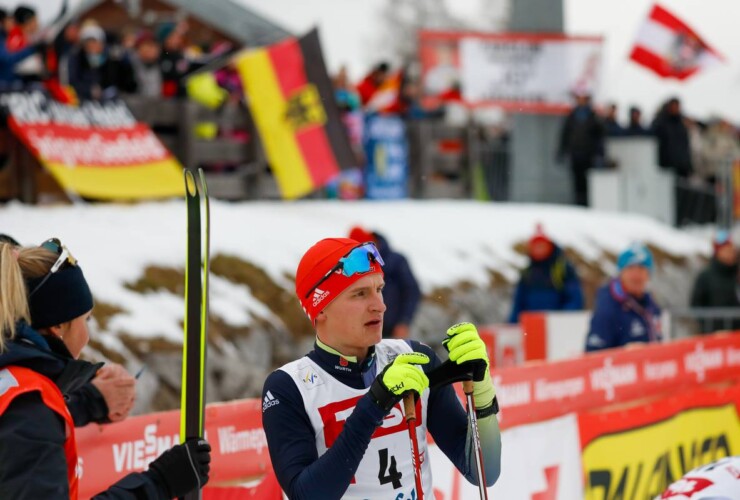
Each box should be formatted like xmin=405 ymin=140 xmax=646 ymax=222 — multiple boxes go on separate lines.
xmin=315 ymin=311 xmax=327 ymax=325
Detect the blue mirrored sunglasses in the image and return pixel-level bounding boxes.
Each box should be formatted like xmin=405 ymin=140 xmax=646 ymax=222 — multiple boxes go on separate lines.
xmin=304 ymin=242 xmax=384 ymax=299
xmin=715 ymin=230 xmax=731 ymax=246
xmin=28 ymin=238 xmax=77 ymax=298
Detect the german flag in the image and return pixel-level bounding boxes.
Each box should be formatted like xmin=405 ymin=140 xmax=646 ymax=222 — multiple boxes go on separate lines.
xmin=235 ymin=29 xmax=354 ymax=199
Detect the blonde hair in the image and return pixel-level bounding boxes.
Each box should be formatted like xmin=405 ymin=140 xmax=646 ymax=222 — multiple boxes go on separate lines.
xmin=0 ymin=243 xmax=57 ymax=352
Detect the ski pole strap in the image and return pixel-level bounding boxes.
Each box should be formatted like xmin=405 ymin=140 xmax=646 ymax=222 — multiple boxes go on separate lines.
xmin=369 ymin=375 xmax=401 ymax=413
xmin=463 ymin=380 xmax=499 ymax=418
xmin=475 ymin=399 xmax=499 ymax=419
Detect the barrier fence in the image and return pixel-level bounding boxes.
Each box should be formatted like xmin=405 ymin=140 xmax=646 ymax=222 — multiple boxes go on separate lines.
xmin=75 ymin=333 xmax=740 ymax=499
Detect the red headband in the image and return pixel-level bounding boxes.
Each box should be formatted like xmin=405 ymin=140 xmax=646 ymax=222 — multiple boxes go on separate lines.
xmin=295 ymin=238 xmax=384 ymax=322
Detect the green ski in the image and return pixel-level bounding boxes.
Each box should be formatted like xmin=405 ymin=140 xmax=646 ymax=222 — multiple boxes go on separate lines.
xmin=180 ymin=168 xmax=210 ymax=499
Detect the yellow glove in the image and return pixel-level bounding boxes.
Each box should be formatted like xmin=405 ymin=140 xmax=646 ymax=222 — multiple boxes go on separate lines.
xmin=443 ymin=323 xmax=495 ymax=410
xmin=369 ymin=353 xmax=429 ymax=412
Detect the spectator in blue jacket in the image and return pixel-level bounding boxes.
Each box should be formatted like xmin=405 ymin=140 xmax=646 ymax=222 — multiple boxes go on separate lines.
xmin=509 ymin=225 xmax=583 ymax=323
xmin=349 ymin=226 xmax=421 ymax=339
xmin=585 ymin=243 xmax=663 ymax=352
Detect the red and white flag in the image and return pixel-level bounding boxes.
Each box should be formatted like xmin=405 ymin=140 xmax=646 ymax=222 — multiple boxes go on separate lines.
xmin=629 ymin=4 xmax=723 ymax=80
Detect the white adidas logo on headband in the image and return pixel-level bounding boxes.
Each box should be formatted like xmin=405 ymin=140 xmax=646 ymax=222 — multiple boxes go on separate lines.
xmin=312 ymin=288 xmax=330 ymax=307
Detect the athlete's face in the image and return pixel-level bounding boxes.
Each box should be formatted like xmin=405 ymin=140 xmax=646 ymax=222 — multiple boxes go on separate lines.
xmin=316 ymin=274 xmax=386 ymax=359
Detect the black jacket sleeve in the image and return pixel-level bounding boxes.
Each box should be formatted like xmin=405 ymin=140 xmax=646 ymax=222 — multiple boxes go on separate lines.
xmin=68 ymin=382 xmax=110 ymax=427
xmin=0 ymin=392 xmax=71 ymax=498
xmin=92 ymin=470 xmax=169 ymax=499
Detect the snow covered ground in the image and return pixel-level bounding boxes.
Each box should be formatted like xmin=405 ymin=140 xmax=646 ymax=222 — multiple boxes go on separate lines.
xmin=1 ymin=200 xmax=712 ymax=343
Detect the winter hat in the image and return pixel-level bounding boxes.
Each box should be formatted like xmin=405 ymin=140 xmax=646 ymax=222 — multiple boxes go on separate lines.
xmin=528 ymin=223 xmax=554 ymax=260
xmin=295 ymin=238 xmax=383 ymax=322
xmin=713 ymin=230 xmax=732 ymax=253
xmin=27 ymin=265 xmax=93 ymax=329
xmin=617 ymin=243 xmax=654 ymax=274
xmin=156 ymin=22 xmax=176 ymax=44
xmin=529 ymin=223 xmax=551 ymax=246
xmin=348 ymin=226 xmax=374 ymax=244
xmin=12 ymin=5 xmax=35 ymax=25
xmin=135 ymin=30 xmax=157 ymax=48
xmin=80 ymin=24 xmax=105 ymax=43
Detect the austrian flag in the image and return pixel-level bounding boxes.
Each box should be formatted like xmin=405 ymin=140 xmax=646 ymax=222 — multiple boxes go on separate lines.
xmin=629 ymin=4 xmax=723 ymax=80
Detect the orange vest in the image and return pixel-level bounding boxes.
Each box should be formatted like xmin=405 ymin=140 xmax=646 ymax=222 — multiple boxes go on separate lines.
xmin=0 ymin=365 xmax=79 ymax=499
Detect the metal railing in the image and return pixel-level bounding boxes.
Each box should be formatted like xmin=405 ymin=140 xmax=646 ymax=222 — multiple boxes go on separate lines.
xmin=675 ymin=156 xmax=738 ymax=227
xmin=406 ymin=120 xmax=510 ymax=200
xmin=667 ymin=307 xmax=740 ymax=338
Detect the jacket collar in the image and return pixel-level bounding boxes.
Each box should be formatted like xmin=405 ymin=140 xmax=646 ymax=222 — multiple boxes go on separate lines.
xmin=310 ymin=337 xmax=378 ymax=388
xmin=610 ymin=278 xmax=651 ymax=306
xmin=0 ymin=322 xmax=101 ymax=397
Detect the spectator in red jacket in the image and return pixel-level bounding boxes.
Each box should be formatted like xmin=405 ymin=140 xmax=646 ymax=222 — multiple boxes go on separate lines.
xmin=357 ymin=61 xmax=389 ymax=105
xmin=6 ymin=5 xmax=37 ymax=52
xmin=0 ymin=8 xmax=40 ymax=87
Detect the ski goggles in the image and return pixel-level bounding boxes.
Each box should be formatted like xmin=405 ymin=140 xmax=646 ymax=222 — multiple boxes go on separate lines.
xmin=304 ymin=242 xmax=385 ymax=299
xmin=29 ymin=238 xmax=78 ymax=298
xmin=715 ymin=230 xmax=731 ymax=247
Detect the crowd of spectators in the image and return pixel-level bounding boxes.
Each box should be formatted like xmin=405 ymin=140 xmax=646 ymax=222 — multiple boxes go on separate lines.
xmin=508 ymin=224 xmax=740 ymax=346
xmin=0 ymin=4 xmax=233 ymax=101
xmin=0 ymin=6 xmax=438 ymax=122
xmin=0 ymin=5 xmax=737 ymax=213
xmin=558 ymin=92 xmax=740 ymax=209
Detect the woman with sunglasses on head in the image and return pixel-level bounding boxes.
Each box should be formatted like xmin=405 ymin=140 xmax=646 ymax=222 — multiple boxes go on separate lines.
xmin=0 ymin=241 xmax=211 ymax=499
xmin=0 ymin=232 xmax=137 ymax=428
xmin=262 ymin=238 xmax=502 ymax=499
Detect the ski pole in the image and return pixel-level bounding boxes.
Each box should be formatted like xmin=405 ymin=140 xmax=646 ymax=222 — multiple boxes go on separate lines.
xmin=463 ymin=380 xmax=488 ymax=500
xmin=403 ymin=393 xmax=424 ymax=500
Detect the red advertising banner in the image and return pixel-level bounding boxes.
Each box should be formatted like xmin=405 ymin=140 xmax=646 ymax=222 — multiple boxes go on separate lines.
xmin=76 ymin=399 xmax=268 ymax=498
xmin=491 ymin=334 xmax=740 ymax=429
xmin=0 ymin=90 xmax=184 ymax=200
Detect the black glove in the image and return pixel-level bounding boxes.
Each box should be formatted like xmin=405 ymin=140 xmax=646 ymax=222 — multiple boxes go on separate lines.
xmin=427 ymin=359 xmax=475 ymax=390
xmin=148 ymin=438 xmax=211 ymax=498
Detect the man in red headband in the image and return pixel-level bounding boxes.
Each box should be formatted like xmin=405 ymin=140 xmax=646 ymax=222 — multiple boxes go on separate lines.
xmin=262 ymin=238 xmax=502 ymax=499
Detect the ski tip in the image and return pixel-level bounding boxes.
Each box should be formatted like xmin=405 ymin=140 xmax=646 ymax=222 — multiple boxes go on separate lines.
xmin=197 ymin=168 xmax=209 ymax=197
xmin=184 ymin=170 xmax=198 ymax=197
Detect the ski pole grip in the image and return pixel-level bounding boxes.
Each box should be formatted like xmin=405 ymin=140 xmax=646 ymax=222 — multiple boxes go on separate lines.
xmin=403 ymin=393 xmax=416 ymax=422
xmin=463 ymin=380 xmax=474 ymax=395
